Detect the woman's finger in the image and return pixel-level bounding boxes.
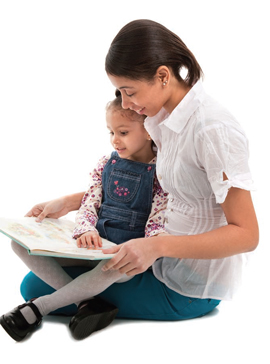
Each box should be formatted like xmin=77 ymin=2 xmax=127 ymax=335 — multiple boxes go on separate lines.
xmin=102 ymin=247 xmax=125 ymax=271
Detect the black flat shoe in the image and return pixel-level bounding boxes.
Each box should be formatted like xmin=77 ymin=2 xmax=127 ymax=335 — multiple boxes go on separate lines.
xmin=0 ymin=301 xmax=42 ymax=342
xmin=69 ymin=297 xmax=118 ymax=340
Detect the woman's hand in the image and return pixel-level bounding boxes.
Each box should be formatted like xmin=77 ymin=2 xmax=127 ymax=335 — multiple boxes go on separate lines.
xmin=101 ymin=237 xmax=162 ymax=276
xmin=76 ymin=231 xmax=102 ymax=249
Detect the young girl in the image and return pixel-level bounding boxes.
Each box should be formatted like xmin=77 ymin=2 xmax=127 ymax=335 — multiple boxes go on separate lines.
xmin=0 ymin=93 xmax=168 ymax=341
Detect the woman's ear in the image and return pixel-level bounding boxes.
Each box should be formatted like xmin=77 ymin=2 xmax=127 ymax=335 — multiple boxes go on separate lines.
xmin=155 ymin=65 xmax=170 ymax=85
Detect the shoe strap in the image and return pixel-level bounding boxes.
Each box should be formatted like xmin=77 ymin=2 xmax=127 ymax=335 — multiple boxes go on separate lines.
xmin=20 ymin=301 xmax=43 ymax=321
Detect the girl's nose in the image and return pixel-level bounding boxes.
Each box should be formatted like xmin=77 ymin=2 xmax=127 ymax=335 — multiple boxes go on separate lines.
xmin=112 ymin=134 xmax=119 ymax=144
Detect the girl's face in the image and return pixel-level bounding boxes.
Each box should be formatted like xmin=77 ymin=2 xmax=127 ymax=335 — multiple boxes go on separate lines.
xmin=106 ymin=109 xmax=154 ymax=163
xmin=108 ymin=74 xmax=168 ymax=117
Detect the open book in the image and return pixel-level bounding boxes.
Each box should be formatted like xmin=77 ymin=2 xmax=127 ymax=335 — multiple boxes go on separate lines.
xmin=0 ymin=217 xmax=116 ymax=260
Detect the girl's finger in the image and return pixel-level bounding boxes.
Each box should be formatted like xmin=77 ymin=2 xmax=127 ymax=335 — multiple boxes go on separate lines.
xmin=92 ymin=235 xmax=101 ymax=249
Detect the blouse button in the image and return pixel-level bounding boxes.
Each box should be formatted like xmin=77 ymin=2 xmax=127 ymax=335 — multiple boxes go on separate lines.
xmin=147 ymin=166 xmax=152 ymax=171
xmin=158 ymin=174 xmax=162 ymax=180
xmin=170 ymin=198 xmax=174 ymax=202
xmin=112 ymin=159 xmax=116 ymax=164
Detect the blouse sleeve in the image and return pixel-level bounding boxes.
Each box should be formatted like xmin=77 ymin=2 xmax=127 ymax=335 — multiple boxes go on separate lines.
xmin=72 ymin=155 xmax=109 ymax=239
xmin=195 ymin=122 xmax=255 ymax=204
xmin=145 ymin=173 xmax=168 ymax=237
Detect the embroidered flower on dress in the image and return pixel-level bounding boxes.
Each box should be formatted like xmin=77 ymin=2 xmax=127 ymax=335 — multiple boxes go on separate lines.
xmin=113 ymin=180 xmax=130 ymax=197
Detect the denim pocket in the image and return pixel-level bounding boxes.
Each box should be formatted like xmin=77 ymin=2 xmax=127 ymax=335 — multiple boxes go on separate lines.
xmin=108 ymin=168 xmax=141 ymax=203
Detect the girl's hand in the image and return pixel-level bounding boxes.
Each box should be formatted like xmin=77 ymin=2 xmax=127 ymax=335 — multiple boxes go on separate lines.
xmin=101 ymin=237 xmax=161 ymax=276
xmin=25 ymin=198 xmax=70 ymax=222
xmin=76 ymin=231 xmax=103 ymax=249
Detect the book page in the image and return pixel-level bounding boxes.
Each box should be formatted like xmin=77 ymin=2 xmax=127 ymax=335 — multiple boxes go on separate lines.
xmin=0 ymin=217 xmax=116 ymax=260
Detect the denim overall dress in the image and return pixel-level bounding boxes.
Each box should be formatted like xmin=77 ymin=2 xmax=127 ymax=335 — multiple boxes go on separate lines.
xmin=95 ymin=152 xmax=156 ymax=244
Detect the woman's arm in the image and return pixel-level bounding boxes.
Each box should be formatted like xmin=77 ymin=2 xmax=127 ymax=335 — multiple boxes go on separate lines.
xmin=25 ymin=192 xmax=85 ymax=222
xmin=102 ymin=188 xmax=259 ymax=276
xmin=157 ymin=188 xmax=259 ymax=259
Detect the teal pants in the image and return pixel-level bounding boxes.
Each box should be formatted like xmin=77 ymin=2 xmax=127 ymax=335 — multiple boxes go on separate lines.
xmin=20 ymin=267 xmax=220 ymax=321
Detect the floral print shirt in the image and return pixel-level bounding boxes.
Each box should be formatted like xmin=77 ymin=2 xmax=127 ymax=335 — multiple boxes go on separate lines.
xmin=73 ymin=155 xmax=168 ymax=239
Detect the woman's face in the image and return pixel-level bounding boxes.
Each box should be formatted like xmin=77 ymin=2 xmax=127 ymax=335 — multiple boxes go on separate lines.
xmin=108 ymin=74 xmax=168 ymax=117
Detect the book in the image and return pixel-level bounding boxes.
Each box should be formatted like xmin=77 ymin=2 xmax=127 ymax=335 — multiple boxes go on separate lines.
xmin=0 ymin=217 xmax=116 ymax=260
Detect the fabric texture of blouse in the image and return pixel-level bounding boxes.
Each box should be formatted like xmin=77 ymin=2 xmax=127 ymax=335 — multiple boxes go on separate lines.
xmin=144 ymin=80 xmax=255 ymax=301
xmin=73 ymin=155 xmax=168 ymax=239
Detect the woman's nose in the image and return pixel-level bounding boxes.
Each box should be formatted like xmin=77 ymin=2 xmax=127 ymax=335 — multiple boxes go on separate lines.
xmin=121 ymin=94 xmax=132 ymax=110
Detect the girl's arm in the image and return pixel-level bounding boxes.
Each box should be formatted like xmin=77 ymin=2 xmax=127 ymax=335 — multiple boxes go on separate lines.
xmin=25 ymin=192 xmax=85 ymax=222
xmin=145 ymin=174 xmax=168 ymax=237
xmin=102 ymin=187 xmax=259 ymax=276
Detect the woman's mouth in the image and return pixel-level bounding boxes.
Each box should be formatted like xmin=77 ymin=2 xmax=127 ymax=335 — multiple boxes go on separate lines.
xmin=136 ymin=107 xmax=145 ymax=115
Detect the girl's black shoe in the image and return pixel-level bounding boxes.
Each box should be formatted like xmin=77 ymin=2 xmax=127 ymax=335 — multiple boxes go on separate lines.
xmin=69 ymin=297 xmax=118 ymax=340
xmin=0 ymin=301 xmax=42 ymax=342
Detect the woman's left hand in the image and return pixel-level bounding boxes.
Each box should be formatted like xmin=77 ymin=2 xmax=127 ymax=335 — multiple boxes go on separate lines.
xmin=101 ymin=237 xmax=161 ymax=276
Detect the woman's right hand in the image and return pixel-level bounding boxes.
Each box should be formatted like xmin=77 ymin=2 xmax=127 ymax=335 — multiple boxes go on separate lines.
xmin=25 ymin=197 xmax=70 ymax=222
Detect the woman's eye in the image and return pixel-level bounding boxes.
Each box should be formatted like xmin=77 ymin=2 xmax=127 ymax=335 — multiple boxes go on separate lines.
xmin=125 ymin=91 xmax=134 ymax=97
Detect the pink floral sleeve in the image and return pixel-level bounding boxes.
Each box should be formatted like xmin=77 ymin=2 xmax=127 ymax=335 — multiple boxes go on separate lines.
xmin=145 ymin=173 xmax=168 ymax=237
xmin=72 ymin=155 xmax=109 ymax=239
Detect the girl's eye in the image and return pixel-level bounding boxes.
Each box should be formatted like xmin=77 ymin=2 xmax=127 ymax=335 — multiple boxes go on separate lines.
xmin=120 ymin=131 xmax=128 ymax=136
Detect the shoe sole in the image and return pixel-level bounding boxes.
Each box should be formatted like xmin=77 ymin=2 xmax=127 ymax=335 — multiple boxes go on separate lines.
xmin=70 ymin=308 xmax=118 ymax=340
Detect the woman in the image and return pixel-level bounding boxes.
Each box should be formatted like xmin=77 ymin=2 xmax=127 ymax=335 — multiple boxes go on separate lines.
xmin=15 ymin=19 xmax=259 ymax=330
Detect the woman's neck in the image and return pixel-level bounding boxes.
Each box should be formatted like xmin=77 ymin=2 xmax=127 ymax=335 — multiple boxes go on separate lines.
xmin=163 ymin=79 xmax=192 ymax=114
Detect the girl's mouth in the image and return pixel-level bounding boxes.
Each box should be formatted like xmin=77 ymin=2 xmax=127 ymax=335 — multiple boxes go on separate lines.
xmin=116 ymin=148 xmax=126 ymax=153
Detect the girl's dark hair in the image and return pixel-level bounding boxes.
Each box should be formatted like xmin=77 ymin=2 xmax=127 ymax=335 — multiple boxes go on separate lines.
xmin=105 ymin=19 xmax=203 ymax=86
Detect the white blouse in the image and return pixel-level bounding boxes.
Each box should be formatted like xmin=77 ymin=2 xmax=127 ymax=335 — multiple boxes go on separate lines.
xmin=144 ymin=80 xmax=255 ymax=300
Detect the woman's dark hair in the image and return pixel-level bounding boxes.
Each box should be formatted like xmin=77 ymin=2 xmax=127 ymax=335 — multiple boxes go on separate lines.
xmin=105 ymin=19 xmax=203 ymax=86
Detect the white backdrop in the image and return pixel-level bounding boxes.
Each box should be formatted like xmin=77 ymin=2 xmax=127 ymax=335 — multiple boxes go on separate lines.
xmin=0 ymin=0 xmax=269 ymax=362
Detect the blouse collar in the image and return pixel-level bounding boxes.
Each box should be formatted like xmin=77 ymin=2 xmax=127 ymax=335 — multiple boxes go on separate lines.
xmin=145 ymin=80 xmax=206 ymax=136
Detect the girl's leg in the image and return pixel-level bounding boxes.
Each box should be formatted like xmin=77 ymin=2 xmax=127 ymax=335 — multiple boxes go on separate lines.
xmin=1 ymin=260 xmax=130 ymax=341
xmin=11 ymin=241 xmax=125 ymax=324
xmin=11 ymin=241 xmax=74 ymax=290
xmin=31 ymin=260 xmax=130 ymax=320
